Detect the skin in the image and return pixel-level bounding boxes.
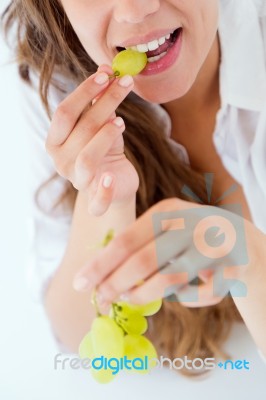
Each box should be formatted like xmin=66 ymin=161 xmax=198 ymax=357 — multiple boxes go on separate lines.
xmin=61 ymin=0 xmax=219 ymax=103
xmin=52 ymin=0 xmax=222 ymax=212
xmin=47 ymin=0 xmax=266 ymax=355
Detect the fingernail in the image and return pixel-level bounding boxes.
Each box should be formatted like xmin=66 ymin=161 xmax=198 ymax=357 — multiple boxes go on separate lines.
xmin=112 ymin=117 xmax=124 ymax=127
xmin=94 ymin=72 xmax=109 ymax=85
xmin=119 ymin=292 xmax=129 ymax=301
xmin=102 ymin=175 xmax=113 ymax=188
xmin=96 ymin=291 xmax=105 ymax=305
xmin=73 ymin=277 xmax=89 ymax=291
xmin=99 ymin=302 xmax=111 ymax=315
xmin=118 ymin=75 xmax=134 ymax=87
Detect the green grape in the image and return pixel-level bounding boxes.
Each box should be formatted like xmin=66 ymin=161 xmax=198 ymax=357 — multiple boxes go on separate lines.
xmin=117 ymin=312 xmax=148 ymax=335
xmin=112 ymin=49 xmax=148 ymax=77
xmin=135 ymin=299 xmax=163 ymax=316
xmin=112 ymin=303 xmax=148 ymax=335
xmin=123 ymin=334 xmax=158 ymax=374
xmin=80 ymin=229 xmax=162 ymax=383
xmin=78 ymin=332 xmax=115 ymax=384
xmin=91 ymin=367 xmax=116 ymax=384
xmin=79 ymin=316 xmax=124 ymax=384
xmin=116 ymin=299 xmax=163 ymax=317
xmin=91 ymin=315 xmax=125 ymax=358
xmin=79 ymin=331 xmax=94 ymax=359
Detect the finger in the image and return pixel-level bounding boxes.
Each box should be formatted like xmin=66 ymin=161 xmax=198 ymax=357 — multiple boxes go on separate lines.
xmin=159 ymin=246 xmax=215 ymax=280
xmin=176 ymin=274 xmax=228 ymax=307
xmin=118 ymin=272 xmax=190 ymax=305
xmin=88 ymin=172 xmax=116 ymax=216
xmin=95 ymin=230 xmax=190 ymax=304
xmin=96 ymin=257 xmax=234 ymax=308
xmin=72 ymin=198 xmax=190 ymax=289
xmin=73 ymin=213 xmax=190 ymax=293
xmin=175 ymin=264 xmax=245 ymax=307
xmin=177 ymin=260 xmax=248 ymax=306
xmin=52 ymin=75 xmax=133 ymax=179
xmin=95 ymin=240 xmax=160 ymax=305
xmin=73 ymin=116 xmax=125 ymax=189
xmin=97 ymin=64 xmax=114 ymax=75
xmin=76 ymin=75 xmax=134 ymax=138
xmin=91 ymin=97 xmax=116 ymax=120
xmin=46 ymin=71 xmax=111 ymax=148
xmin=92 ymin=65 xmax=116 ymax=112
xmin=198 ymin=269 xmax=214 ymax=282
xmin=119 ymin=268 xmax=217 ymax=306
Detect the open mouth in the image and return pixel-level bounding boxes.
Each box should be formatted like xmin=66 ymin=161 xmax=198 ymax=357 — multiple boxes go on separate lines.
xmin=116 ymin=28 xmax=182 ymax=63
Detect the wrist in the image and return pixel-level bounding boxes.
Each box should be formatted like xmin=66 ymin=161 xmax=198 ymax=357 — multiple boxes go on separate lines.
xmin=105 ymin=195 xmax=136 ymax=233
xmin=109 ymin=194 xmax=136 ymax=211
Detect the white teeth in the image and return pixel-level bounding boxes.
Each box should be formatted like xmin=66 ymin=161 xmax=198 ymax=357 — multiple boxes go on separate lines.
xmin=148 ymin=51 xmax=167 ymax=63
xmin=125 ymin=31 xmax=175 ymax=52
xmin=136 ymin=43 xmax=149 ymax=52
xmin=158 ymin=36 xmax=166 ymax=45
xmin=147 ymin=39 xmax=160 ymax=51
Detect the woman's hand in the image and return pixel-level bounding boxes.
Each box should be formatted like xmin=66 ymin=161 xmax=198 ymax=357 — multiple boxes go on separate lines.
xmin=46 ymin=65 xmax=139 ymax=216
xmin=73 ymin=197 xmax=261 ymax=309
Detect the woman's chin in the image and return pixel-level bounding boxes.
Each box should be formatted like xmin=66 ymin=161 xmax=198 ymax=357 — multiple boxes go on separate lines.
xmin=133 ymin=85 xmax=190 ymax=105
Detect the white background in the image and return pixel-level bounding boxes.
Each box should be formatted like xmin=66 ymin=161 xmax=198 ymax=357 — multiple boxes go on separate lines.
xmin=0 ymin=1 xmax=266 ymax=399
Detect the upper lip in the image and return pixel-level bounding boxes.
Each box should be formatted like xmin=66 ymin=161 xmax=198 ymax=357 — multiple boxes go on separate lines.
xmin=116 ymin=27 xmax=180 ymax=48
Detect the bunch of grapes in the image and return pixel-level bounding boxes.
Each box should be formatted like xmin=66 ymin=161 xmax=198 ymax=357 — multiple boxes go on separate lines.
xmin=111 ymin=49 xmax=148 ymax=77
xmin=79 ymin=230 xmax=162 ymax=384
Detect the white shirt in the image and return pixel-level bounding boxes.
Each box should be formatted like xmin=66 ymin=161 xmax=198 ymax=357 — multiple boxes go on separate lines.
xmin=20 ymin=0 xmax=265 ymax=326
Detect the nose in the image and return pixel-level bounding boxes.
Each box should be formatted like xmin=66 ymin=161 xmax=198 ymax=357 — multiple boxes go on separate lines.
xmin=113 ymin=0 xmax=160 ymax=24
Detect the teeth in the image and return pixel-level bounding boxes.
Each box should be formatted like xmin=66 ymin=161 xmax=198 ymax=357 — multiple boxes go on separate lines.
xmin=148 ymin=51 xmax=167 ymax=63
xmin=158 ymin=36 xmax=166 ymax=46
xmin=125 ymin=31 xmax=174 ymax=52
xmin=148 ymin=39 xmax=160 ymax=51
xmin=136 ymin=43 xmax=149 ymax=52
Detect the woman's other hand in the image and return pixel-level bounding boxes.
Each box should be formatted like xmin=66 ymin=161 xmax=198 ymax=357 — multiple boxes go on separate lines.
xmin=72 ymin=198 xmax=262 ymax=310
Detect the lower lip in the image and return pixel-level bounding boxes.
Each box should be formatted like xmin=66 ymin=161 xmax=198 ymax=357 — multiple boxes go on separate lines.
xmin=140 ymin=29 xmax=183 ymax=76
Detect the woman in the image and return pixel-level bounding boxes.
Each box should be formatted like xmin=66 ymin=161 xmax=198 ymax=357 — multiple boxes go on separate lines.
xmin=2 ymin=0 xmax=266 ymax=375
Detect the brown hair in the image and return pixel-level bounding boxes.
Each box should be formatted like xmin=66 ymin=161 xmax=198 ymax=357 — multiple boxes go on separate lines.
xmin=2 ymin=0 xmax=242 ymax=375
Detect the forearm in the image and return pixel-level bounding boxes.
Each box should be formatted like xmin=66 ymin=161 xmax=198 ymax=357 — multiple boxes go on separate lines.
xmin=231 ymin=227 xmax=266 ymax=356
xmin=44 ymin=190 xmax=136 ymax=353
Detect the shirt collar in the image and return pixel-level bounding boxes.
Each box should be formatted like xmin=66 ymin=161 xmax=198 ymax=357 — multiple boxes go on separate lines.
xmin=218 ymin=0 xmax=266 ymax=111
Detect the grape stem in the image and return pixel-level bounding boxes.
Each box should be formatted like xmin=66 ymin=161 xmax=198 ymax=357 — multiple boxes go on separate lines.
xmin=112 ymin=303 xmax=127 ymax=335
xmin=108 ymin=71 xmax=120 ymax=79
xmin=90 ymin=229 xmax=115 ymax=317
xmin=91 ymin=288 xmax=101 ymax=317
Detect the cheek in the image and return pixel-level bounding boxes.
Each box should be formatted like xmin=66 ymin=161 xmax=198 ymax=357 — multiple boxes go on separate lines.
xmin=73 ymin=23 xmax=113 ymax=67
xmin=74 ymin=24 xmax=111 ymax=66
xmin=181 ymin=1 xmax=219 ymax=78
xmin=82 ymin=41 xmax=110 ymax=66
xmin=62 ymin=2 xmax=109 ymax=65
xmin=198 ymin=0 xmax=219 ymax=41
xmin=188 ymin=1 xmax=218 ymax=47
xmin=181 ymin=0 xmax=218 ymax=47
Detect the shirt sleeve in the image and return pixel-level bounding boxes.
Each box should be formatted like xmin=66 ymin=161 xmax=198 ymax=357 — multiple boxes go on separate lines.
xmin=19 ymin=69 xmax=75 ymax=304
